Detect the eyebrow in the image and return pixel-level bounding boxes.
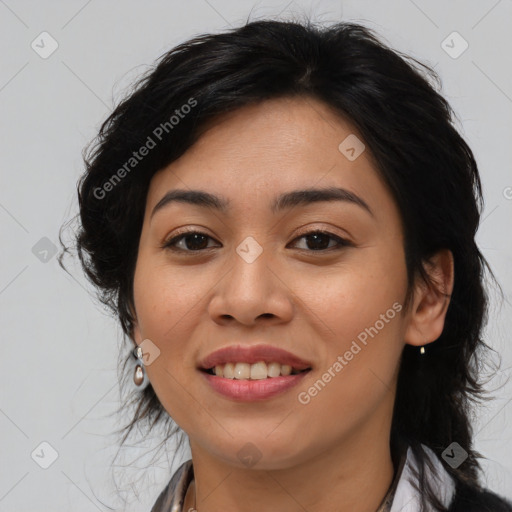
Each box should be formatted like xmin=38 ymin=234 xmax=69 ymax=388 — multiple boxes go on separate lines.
xmin=150 ymin=186 xmax=374 ymax=219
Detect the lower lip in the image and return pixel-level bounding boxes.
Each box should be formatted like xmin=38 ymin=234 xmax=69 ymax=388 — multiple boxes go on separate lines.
xmin=200 ymin=370 xmax=310 ymax=401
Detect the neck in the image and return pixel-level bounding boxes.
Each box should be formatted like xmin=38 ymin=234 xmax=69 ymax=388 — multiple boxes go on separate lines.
xmin=185 ymin=425 xmax=396 ymax=512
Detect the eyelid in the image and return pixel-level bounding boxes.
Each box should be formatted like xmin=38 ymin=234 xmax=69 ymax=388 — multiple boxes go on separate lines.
xmin=161 ymin=226 xmax=353 ymax=253
xmin=160 ymin=227 xmax=218 ymax=250
xmin=292 ymin=224 xmax=352 ymax=243
xmin=288 ymin=229 xmax=352 ymax=251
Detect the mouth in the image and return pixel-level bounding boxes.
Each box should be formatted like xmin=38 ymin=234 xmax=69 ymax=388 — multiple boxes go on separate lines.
xmin=198 ymin=343 xmax=313 ymax=380
xmin=200 ymin=362 xmax=312 ymax=379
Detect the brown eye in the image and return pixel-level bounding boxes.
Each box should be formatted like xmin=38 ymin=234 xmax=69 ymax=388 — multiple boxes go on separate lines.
xmin=162 ymin=231 xmax=218 ymax=252
xmin=289 ymin=231 xmax=351 ymax=251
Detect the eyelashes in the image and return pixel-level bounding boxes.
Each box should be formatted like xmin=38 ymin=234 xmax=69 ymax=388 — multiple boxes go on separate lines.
xmin=162 ymin=230 xmax=217 ymax=252
xmin=161 ymin=229 xmax=352 ymax=254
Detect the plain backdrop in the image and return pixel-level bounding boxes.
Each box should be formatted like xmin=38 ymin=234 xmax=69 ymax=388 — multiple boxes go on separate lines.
xmin=1 ymin=0 xmax=511 ymax=510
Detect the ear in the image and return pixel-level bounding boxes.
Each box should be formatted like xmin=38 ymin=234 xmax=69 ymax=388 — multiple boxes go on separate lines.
xmin=404 ymin=248 xmax=454 ymax=348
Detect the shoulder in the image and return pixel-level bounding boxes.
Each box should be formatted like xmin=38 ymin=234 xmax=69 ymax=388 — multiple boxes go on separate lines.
xmin=391 ymin=444 xmax=512 ymax=512
xmin=449 ymin=480 xmax=512 ymax=512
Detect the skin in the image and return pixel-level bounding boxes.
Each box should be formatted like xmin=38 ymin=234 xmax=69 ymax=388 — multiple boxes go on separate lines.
xmin=131 ymin=96 xmax=454 ymax=512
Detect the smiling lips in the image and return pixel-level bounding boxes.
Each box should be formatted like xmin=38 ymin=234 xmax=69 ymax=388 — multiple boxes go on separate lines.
xmin=198 ymin=344 xmax=312 ymax=401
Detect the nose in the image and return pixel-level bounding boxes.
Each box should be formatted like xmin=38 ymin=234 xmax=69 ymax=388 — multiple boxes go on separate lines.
xmin=207 ymin=239 xmax=294 ymax=326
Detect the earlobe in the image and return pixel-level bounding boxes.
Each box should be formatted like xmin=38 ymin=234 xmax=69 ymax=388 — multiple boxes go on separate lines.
xmin=404 ymin=248 xmax=454 ymax=348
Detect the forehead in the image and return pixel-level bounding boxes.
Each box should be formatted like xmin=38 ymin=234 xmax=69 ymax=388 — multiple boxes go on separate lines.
xmin=145 ymin=96 xmax=392 ymax=217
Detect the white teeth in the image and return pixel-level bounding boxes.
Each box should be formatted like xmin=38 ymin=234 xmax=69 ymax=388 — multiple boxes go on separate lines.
xmin=234 ymin=362 xmax=250 ymax=379
xmin=250 ymin=361 xmax=267 ymax=380
xmin=281 ymin=364 xmax=292 ymax=376
xmin=222 ymin=363 xmax=235 ymax=379
xmin=267 ymin=362 xmax=282 ymax=378
xmin=210 ymin=361 xmax=299 ymax=379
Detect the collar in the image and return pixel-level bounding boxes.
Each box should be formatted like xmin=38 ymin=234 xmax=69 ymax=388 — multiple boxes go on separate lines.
xmin=390 ymin=445 xmax=456 ymax=511
xmin=151 ymin=444 xmax=456 ymax=512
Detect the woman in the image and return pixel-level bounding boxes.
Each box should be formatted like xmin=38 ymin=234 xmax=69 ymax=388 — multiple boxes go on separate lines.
xmin=62 ymin=18 xmax=512 ymax=512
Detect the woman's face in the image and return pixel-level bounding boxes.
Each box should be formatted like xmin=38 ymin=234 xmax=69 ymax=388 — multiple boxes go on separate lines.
xmin=132 ymin=96 xmax=414 ymax=469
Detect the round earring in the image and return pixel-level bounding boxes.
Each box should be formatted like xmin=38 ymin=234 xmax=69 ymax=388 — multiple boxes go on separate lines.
xmin=133 ymin=346 xmax=148 ymax=388
xmin=420 ymin=346 xmax=426 ymax=355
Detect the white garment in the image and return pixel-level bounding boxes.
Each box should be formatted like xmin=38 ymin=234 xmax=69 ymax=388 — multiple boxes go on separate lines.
xmin=390 ymin=445 xmax=456 ymax=511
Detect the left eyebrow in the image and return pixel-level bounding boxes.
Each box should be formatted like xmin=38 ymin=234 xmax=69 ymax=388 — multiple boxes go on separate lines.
xmin=271 ymin=186 xmax=374 ymax=217
xmin=150 ymin=186 xmax=374 ymax=219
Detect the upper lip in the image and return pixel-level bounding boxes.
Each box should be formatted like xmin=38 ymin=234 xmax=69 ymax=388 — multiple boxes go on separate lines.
xmin=198 ymin=344 xmax=312 ymax=371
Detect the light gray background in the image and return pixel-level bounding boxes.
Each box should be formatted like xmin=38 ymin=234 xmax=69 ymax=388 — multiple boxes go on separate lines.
xmin=1 ymin=0 xmax=511 ymax=510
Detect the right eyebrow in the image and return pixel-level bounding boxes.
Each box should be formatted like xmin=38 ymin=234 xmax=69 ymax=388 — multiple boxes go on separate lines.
xmin=151 ymin=189 xmax=230 ymax=219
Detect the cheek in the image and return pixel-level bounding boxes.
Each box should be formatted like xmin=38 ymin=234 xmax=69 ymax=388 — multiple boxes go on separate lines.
xmin=133 ymin=257 xmax=205 ymax=337
xmin=132 ymin=260 xmax=208 ymax=429
xmin=295 ymin=303 xmax=404 ymax=441
xmin=291 ymin=250 xmax=405 ymax=408
xmin=131 ymin=258 xmax=208 ymax=403
xmin=292 ymin=249 xmax=406 ymax=344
